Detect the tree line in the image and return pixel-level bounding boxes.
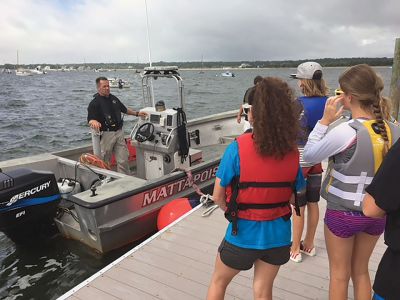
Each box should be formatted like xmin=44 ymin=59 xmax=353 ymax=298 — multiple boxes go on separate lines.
xmin=1 ymin=57 xmax=393 ymax=70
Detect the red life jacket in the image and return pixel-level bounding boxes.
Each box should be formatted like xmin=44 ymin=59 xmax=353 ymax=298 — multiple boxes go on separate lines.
xmin=225 ymin=133 xmax=299 ymax=234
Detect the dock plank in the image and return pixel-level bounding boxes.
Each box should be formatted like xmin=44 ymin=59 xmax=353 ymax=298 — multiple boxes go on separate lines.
xmin=90 ymin=275 xmax=156 ymax=300
xmin=106 ymin=266 xmax=201 ymax=300
xmin=72 ymin=285 xmax=120 ymax=300
xmin=118 ymin=257 xmax=208 ymax=298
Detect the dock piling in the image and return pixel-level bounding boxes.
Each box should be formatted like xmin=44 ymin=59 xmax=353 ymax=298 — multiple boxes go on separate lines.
xmin=390 ymin=38 xmax=400 ymax=120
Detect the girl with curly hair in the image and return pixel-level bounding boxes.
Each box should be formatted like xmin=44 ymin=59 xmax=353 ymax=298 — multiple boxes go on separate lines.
xmin=207 ymin=77 xmax=305 ymax=300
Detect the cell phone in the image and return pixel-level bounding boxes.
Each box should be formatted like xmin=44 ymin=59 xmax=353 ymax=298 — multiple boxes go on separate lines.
xmin=242 ymin=104 xmax=252 ymax=115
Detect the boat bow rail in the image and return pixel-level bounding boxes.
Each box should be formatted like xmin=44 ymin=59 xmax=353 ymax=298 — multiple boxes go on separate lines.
xmin=141 ymin=66 xmax=185 ymax=110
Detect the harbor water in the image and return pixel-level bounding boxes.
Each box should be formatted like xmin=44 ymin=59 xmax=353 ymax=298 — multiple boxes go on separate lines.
xmin=0 ymin=67 xmax=393 ymax=299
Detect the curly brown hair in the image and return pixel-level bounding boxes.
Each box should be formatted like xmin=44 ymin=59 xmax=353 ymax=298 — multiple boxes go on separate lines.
xmin=252 ymin=77 xmax=300 ymax=159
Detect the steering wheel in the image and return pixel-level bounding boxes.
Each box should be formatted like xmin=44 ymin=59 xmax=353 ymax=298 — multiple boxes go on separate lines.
xmin=134 ymin=122 xmax=155 ymax=142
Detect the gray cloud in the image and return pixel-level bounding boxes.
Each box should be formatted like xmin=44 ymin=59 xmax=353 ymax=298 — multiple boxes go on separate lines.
xmin=0 ymin=0 xmax=399 ymax=64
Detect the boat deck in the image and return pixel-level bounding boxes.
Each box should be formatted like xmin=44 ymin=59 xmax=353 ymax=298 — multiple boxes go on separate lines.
xmin=60 ymin=199 xmax=385 ymax=300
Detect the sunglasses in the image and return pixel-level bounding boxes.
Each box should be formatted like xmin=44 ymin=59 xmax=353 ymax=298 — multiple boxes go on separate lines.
xmin=335 ymin=88 xmax=344 ymax=96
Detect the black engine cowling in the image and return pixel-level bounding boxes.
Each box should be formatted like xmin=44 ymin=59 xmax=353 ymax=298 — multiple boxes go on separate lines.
xmin=0 ymin=168 xmax=61 ymax=241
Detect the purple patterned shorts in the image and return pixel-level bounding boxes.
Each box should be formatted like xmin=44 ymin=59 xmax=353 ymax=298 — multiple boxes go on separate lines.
xmin=324 ymin=209 xmax=386 ymax=238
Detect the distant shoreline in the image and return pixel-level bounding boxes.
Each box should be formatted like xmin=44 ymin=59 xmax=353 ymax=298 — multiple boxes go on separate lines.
xmin=1 ymin=57 xmax=393 ymax=70
xmin=180 ymin=66 xmax=393 ymax=71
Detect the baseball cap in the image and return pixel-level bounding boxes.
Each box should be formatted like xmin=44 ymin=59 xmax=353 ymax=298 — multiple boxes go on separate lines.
xmin=290 ymin=62 xmax=323 ymax=80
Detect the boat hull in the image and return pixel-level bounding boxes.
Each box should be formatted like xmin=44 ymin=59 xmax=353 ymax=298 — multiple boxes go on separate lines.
xmin=54 ymin=160 xmax=219 ymax=253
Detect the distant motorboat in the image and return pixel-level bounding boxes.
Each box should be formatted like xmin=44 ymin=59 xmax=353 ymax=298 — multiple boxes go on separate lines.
xmin=30 ymin=69 xmax=46 ymax=75
xmin=221 ymin=71 xmax=235 ymax=77
xmin=108 ymin=77 xmax=131 ymax=89
xmin=29 ymin=66 xmax=46 ymax=75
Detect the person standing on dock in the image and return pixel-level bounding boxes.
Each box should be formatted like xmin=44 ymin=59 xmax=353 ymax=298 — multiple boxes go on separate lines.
xmin=237 ymin=75 xmax=262 ymax=132
xmin=363 ymin=138 xmax=400 ymax=300
xmin=207 ymin=77 xmax=306 ymax=300
xmin=289 ymin=62 xmax=329 ymax=263
xmin=87 ymin=76 xmax=146 ymax=175
xmin=303 ymin=64 xmax=400 ymax=300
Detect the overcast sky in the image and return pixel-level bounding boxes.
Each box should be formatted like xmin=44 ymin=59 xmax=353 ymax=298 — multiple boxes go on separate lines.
xmin=1 ymin=0 xmax=399 ymax=64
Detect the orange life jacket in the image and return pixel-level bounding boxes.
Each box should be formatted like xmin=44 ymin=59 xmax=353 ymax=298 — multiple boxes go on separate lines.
xmin=225 ymin=133 xmax=299 ymax=235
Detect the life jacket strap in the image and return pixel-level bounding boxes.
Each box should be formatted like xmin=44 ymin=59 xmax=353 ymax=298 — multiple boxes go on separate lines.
xmin=331 ymin=169 xmax=373 ymax=184
xmin=226 ymin=177 xmax=240 ymax=235
xmin=237 ymin=181 xmax=293 ymax=188
xmin=328 ymin=170 xmax=372 ymax=206
xmin=237 ymin=202 xmax=289 ymax=210
xmin=226 ymin=177 xmax=297 ymax=236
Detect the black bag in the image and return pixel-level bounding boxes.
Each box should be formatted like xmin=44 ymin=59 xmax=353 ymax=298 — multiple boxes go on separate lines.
xmin=175 ymin=108 xmax=189 ymax=163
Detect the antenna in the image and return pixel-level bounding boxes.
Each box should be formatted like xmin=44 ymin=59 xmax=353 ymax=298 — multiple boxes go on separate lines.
xmin=144 ymin=0 xmax=152 ymax=67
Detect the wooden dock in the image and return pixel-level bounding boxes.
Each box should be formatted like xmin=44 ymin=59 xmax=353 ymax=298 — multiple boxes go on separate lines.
xmin=59 ymin=200 xmax=386 ymax=300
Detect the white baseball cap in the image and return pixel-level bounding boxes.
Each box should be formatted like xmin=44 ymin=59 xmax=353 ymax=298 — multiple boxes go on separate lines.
xmin=290 ymin=62 xmax=323 ymax=80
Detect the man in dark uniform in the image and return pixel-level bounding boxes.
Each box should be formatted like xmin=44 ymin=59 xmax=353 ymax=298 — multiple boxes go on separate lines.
xmin=87 ymin=77 xmax=146 ymax=174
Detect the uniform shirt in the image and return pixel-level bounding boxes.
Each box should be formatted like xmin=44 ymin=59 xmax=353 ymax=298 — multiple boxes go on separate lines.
xmin=217 ymin=141 xmax=306 ymax=249
xmin=87 ymin=94 xmax=127 ymax=131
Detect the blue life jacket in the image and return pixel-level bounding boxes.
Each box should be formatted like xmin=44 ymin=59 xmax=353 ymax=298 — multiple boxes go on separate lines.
xmin=298 ymin=96 xmax=328 ymax=134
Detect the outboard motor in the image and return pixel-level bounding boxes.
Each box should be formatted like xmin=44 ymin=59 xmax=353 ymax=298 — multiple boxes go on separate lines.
xmin=0 ymin=168 xmax=61 ymax=242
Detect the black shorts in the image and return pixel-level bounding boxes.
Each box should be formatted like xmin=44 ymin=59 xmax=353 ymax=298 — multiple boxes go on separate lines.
xmin=218 ymin=239 xmax=290 ymax=270
xmin=297 ymin=164 xmax=322 ymax=207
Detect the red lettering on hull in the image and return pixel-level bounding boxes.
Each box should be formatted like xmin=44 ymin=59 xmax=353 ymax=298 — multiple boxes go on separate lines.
xmin=142 ymin=165 xmax=219 ymax=207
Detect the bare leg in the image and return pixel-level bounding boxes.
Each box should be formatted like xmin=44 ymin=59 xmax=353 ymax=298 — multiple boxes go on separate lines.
xmin=303 ymin=202 xmax=319 ymax=250
xmin=325 ymin=224 xmax=354 ymax=300
xmin=291 ymin=206 xmax=306 ymax=254
xmin=253 ymin=259 xmax=280 ymax=300
xmin=207 ymin=254 xmax=241 ymax=300
xmin=351 ymin=232 xmax=380 ymax=300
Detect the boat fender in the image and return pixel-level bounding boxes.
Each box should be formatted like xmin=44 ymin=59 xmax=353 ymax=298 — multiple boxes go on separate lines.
xmin=57 ymin=178 xmax=81 ymax=199
xmin=157 ymin=197 xmax=200 ymax=230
